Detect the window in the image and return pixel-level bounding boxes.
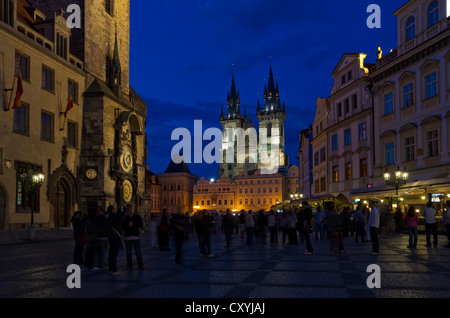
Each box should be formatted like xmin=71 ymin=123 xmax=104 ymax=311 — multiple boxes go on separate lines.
xmin=314 ymin=180 xmax=319 ymax=194
xmin=360 ymin=158 xmax=367 ymax=177
xmin=67 ymin=121 xmax=78 ymax=148
xmin=337 ymin=103 xmax=342 ymax=117
xmin=245 ymin=199 xmax=248 ymax=205
xmin=68 ymin=80 xmax=78 ymax=103
xmin=218 ymin=200 xmax=221 ymax=206
xmin=332 ymin=166 xmax=338 ymax=182
xmin=314 ymin=151 xmax=319 ymax=166
xmin=385 ymin=142 xmax=395 ymax=165
xmin=352 ymin=94 xmax=357 ymax=110
xmin=105 ymin=0 xmax=114 ymax=16
xmin=16 ymin=163 xmax=42 ymax=211
xmin=426 ymin=130 xmax=438 ymax=157
xmin=405 ymin=137 xmax=415 ymax=161
xmin=15 ymin=52 xmax=30 ymax=81
xmin=403 ymin=83 xmax=414 ymax=107
xmin=13 ymin=103 xmax=29 ymax=134
xmin=344 ymin=99 xmax=349 ymax=114
xmin=0 ymin=0 xmax=14 ymax=27
xmin=320 ymin=177 xmax=326 ymax=192
xmin=425 ymin=73 xmax=437 ymax=99
xmin=207 ymin=200 xmax=210 ymax=206
xmin=406 ymin=16 xmax=415 ymax=41
xmin=345 ymin=162 xmax=352 ymax=180
xmin=427 ymin=1 xmax=439 ymax=28
xmin=56 ymin=33 xmax=68 ymax=59
xmin=344 ymin=129 xmax=351 ymax=146
xmin=359 ymin=122 xmax=367 ymax=141
xmin=341 ymin=75 xmax=346 ymax=85
xmin=347 ymin=71 xmax=352 ymax=81
xmin=332 ymin=134 xmax=338 ymax=150
xmin=384 ymin=93 xmax=393 ymax=115
xmin=41 ymin=111 xmax=53 ymax=142
xmin=320 ymin=147 xmax=326 ymax=162
xmin=42 ymin=66 xmax=54 ymax=92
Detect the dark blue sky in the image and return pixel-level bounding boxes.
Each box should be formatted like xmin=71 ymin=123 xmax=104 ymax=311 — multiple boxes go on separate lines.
xmin=129 ymin=0 xmax=407 ymax=180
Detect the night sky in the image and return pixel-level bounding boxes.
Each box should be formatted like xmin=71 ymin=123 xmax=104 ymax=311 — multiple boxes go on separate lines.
xmin=129 ymin=0 xmax=406 ymax=180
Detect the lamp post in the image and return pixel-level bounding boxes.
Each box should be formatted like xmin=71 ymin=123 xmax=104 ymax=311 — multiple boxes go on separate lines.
xmin=20 ymin=170 xmax=45 ymax=240
xmin=383 ymin=166 xmax=408 ymax=210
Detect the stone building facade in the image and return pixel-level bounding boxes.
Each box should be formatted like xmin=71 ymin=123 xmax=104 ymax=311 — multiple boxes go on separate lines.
xmin=0 ymin=0 xmax=147 ymax=230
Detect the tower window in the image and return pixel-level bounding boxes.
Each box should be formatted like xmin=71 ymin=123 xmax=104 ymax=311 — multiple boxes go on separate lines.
xmin=105 ymin=0 xmax=114 ymax=16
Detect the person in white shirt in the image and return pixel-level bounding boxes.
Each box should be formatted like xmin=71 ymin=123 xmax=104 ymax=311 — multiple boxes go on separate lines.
xmin=368 ymin=199 xmax=380 ymax=255
xmin=423 ymin=201 xmax=437 ymax=247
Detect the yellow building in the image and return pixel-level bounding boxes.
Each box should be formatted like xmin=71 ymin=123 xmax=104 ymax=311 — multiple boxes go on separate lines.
xmin=0 ymin=1 xmax=85 ymax=230
xmin=193 ymin=176 xmax=237 ymax=212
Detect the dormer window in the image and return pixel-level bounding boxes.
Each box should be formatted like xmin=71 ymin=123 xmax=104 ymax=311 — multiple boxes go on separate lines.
xmin=427 ymin=1 xmax=439 ymax=28
xmin=405 ymin=16 xmax=415 ymax=41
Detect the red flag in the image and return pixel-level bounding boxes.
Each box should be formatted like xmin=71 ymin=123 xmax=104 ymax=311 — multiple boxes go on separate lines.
xmin=12 ymin=73 xmax=23 ymax=109
xmin=64 ymin=93 xmax=73 ymax=118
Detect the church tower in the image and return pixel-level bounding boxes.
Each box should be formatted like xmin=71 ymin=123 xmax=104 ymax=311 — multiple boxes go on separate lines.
xmin=257 ymin=64 xmax=288 ymax=170
xmin=219 ymin=71 xmax=256 ymax=181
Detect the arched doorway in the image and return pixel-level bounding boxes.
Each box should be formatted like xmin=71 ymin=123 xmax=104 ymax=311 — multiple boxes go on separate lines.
xmin=0 ymin=186 xmax=6 ymax=230
xmin=54 ymin=179 xmax=70 ymax=228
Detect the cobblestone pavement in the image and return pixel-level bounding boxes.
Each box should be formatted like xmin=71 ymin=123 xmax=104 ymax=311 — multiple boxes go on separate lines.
xmin=1 ymin=229 xmax=450 ymax=299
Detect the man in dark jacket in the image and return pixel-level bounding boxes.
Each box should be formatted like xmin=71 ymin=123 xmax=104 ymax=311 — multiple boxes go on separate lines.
xmin=300 ymin=201 xmax=314 ymax=254
xmin=200 ymin=210 xmax=214 ymax=257
xmin=121 ymin=204 xmax=144 ymax=270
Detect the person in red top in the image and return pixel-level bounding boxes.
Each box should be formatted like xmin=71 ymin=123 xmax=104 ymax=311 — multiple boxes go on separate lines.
xmin=405 ymin=206 xmax=419 ymax=250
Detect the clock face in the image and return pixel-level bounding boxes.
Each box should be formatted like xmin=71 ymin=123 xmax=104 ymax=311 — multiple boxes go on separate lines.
xmin=123 ymin=180 xmax=133 ymax=203
xmin=120 ymin=147 xmax=133 ymax=173
xmin=86 ymin=168 xmax=97 ymax=180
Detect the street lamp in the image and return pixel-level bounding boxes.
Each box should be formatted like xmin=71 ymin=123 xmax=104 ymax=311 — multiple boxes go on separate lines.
xmin=19 ymin=170 xmax=45 ymax=240
xmin=384 ymin=166 xmax=408 ymax=210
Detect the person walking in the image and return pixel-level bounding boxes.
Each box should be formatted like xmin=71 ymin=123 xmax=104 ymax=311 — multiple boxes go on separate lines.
xmin=214 ymin=212 xmax=222 ymax=238
xmin=443 ymin=201 xmax=450 ymax=248
xmin=121 ymin=204 xmax=144 ymax=270
xmin=106 ymin=205 xmax=123 ymax=274
xmin=405 ymin=206 xmax=419 ymax=250
xmin=71 ymin=211 xmax=86 ymax=266
xmin=300 ymin=201 xmax=314 ymax=255
xmin=239 ymin=212 xmax=246 ymax=239
xmin=149 ymin=212 xmax=159 ymax=249
xmin=423 ymin=201 xmax=438 ymax=248
xmin=286 ymin=210 xmax=298 ymax=245
xmin=353 ymin=204 xmax=366 ymax=243
xmin=171 ymin=210 xmax=189 ymax=264
xmin=368 ymin=199 xmax=380 ymax=255
xmin=245 ymin=210 xmax=255 ymax=245
xmin=313 ymin=206 xmax=324 ymax=241
xmin=194 ymin=210 xmax=205 ymax=255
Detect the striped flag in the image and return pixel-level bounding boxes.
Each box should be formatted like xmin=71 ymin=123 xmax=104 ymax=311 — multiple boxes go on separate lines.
xmin=64 ymin=93 xmax=73 ymax=118
xmin=12 ymin=73 xmax=23 ymax=109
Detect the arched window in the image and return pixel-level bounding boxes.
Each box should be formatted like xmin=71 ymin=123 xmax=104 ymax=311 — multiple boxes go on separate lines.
xmin=405 ymin=16 xmax=415 ymax=41
xmin=427 ymin=1 xmax=439 ymax=28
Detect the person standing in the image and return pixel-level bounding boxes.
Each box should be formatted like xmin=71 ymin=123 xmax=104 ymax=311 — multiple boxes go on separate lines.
xmin=214 ymin=212 xmax=222 ymax=238
xmin=158 ymin=209 xmax=170 ymax=251
xmin=423 ymin=201 xmax=438 ymax=248
xmin=200 ymin=210 xmax=214 ymax=257
xmin=245 ymin=210 xmax=255 ymax=245
xmin=324 ymin=203 xmax=343 ymax=254
xmin=121 ymin=204 xmax=144 ymax=270
xmin=443 ymin=201 xmax=450 ymax=248
xmin=368 ymin=199 xmax=380 ymax=255
xmin=268 ymin=210 xmax=278 ymax=244
xmin=149 ymin=213 xmax=159 ymax=249
xmin=313 ymin=206 xmax=324 ymax=241
xmin=106 ymin=205 xmax=123 ymax=274
xmin=256 ymin=210 xmax=268 ymax=248
xmin=171 ymin=210 xmax=189 ymax=264
xmin=353 ymin=204 xmax=366 ymax=243
xmin=301 ymin=201 xmax=314 ymax=255
xmin=222 ymin=209 xmax=235 ymax=248
xmin=405 ymin=206 xmax=419 ymax=250
xmin=71 ymin=211 xmax=86 ymax=266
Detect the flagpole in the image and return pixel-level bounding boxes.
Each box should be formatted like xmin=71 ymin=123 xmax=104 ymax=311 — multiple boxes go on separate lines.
xmin=8 ymin=51 xmax=22 ymax=110
xmin=58 ymin=81 xmax=66 ymax=131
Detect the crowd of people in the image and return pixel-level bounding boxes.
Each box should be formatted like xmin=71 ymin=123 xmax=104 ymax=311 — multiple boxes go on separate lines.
xmin=71 ymin=199 xmax=450 ymax=273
